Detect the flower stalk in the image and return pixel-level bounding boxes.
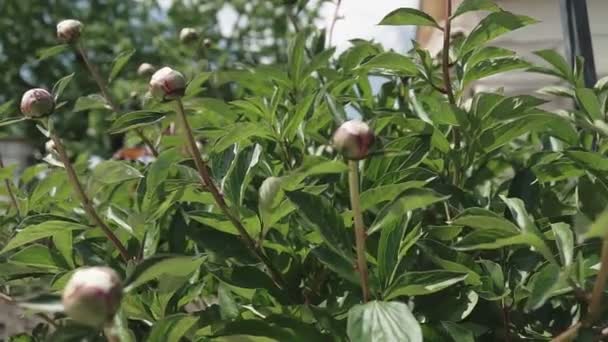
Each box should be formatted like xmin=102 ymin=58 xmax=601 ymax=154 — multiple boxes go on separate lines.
xmin=49 ymin=132 xmax=130 ymax=262
xmin=174 ymin=98 xmax=286 ymax=289
xmin=348 ymin=160 xmax=370 ymax=302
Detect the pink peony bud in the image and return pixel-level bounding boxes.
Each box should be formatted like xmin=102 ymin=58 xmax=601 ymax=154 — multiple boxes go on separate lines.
xmin=137 ymin=63 xmax=156 ymax=76
xmin=20 ymin=88 xmax=54 ymax=118
xmin=149 ymin=67 xmax=186 ymax=100
xmin=57 ymin=19 xmax=83 ymax=44
xmin=62 ymin=266 xmax=123 ymax=327
xmin=179 ymin=28 xmax=199 ymax=43
xmin=332 ymin=120 xmax=375 ymax=160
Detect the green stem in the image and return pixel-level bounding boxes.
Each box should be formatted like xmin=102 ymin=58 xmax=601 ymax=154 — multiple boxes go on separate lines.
xmin=50 ymin=133 xmax=130 ymax=262
xmin=174 ymin=99 xmax=287 ymax=289
xmin=348 ymin=160 xmax=371 ymax=302
xmin=76 ymin=43 xmax=159 ymax=157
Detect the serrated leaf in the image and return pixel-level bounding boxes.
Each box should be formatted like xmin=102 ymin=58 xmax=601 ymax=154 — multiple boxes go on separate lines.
xmin=109 ymin=49 xmax=135 ymax=83
xmin=379 ymin=8 xmax=440 ymax=28
xmin=347 ymin=301 xmax=422 ymax=342
xmin=108 ymin=110 xmax=165 ymax=134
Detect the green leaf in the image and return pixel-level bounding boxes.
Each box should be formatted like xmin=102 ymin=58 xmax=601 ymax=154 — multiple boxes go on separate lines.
xmin=370 ymin=188 xmax=450 ymax=234
xmin=582 ymin=209 xmax=608 ymax=240
xmin=452 ymin=0 xmax=501 ymax=19
xmin=125 ymin=255 xmax=204 ymax=291
xmin=384 ymin=271 xmax=468 ymax=299
xmin=109 ymin=49 xmax=135 ymax=83
xmin=185 ymin=72 xmax=211 ymax=96
xmin=347 ymin=301 xmax=422 ymax=342
xmin=9 ymin=244 xmax=65 ymax=270
xmin=52 ymin=73 xmax=75 ymax=101
xmin=575 ymin=88 xmax=603 ymax=120
xmin=73 ymin=94 xmax=108 ymax=112
xmin=452 ymin=211 xmax=519 ymax=234
xmin=360 ymin=181 xmax=427 ymax=211
xmin=285 ymin=190 xmax=352 ymax=257
xmin=377 ymin=216 xmax=408 ymax=288
xmin=566 ymin=150 xmax=608 ymax=172
xmin=525 ymin=263 xmax=560 ymax=311
xmin=147 ymin=314 xmax=197 ymax=342
xmin=218 ymin=283 xmax=239 ymax=320
xmin=311 ymin=245 xmax=360 ymax=284
xmin=460 ymin=12 xmax=537 ymax=57
xmin=0 ymin=163 xmax=17 ymax=180
xmin=552 ymin=223 xmax=574 ymax=267
xmin=359 ymin=52 xmax=418 ymax=76
xmin=53 ymin=231 xmax=74 ymax=268
xmin=108 ymin=110 xmax=165 ymax=134
xmin=534 ymin=49 xmax=573 ymax=81
xmin=223 ymin=145 xmax=261 ymax=208
xmin=442 ymin=321 xmax=475 ymax=342
xmin=379 ymin=8 xmax=440 ymax=28
xmin=1 ymin=221 xmax=88 ymax=254
xmin=36 ymin=44 xmax=69 ymax=61
xmin=92 ymin=160 xmax=143 ymax=185
xmin=463 ymin=57 xmax=530 ymax=88
xmin=288 ymin=30 xmax=307 ymax=86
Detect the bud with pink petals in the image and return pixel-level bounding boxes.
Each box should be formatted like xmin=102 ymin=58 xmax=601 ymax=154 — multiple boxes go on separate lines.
xmin=332 ymin=120 xmax=375 ymax=160
xmin=149 ymin=67 xmax=186 ymax=100
xmin=179 ymin=28 xmax=199 ymax=43
xmin=20 ymin=88 xmax=54 ymax=118
xmin=62 ymin=266 xmax=123 ymax=327
xmin=137 ymin=63 xmax=156 ymax=76
xmin=57 ymin=19 xmax=83 ymax=44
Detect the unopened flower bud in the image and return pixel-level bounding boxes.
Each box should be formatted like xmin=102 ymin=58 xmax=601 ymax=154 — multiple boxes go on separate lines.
xmin=203 ymin=38 xmax=213 ymax=48
xmin=179 ymin=28 xmax=199 ymax=43
xmin=332 ymin=120 xmax=375 ymax=160
xmin=57 ymin=19 xmax=83 ymax=44
xmin=137 ymin=63 xmax=155 ymax=76
xmin=259 ymin=176 xmax=283 ymax=210
xmin=62 ymin=267 xmax=123 ymax=327
xmin=20 ymin=88 xmax=54 ymax=118
xmin=149 ymin=67 xmax=186 ymax=100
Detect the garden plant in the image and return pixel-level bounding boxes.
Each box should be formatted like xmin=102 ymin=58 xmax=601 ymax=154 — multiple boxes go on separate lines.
xmin=2 ymin=0 xmax=608 ymax=341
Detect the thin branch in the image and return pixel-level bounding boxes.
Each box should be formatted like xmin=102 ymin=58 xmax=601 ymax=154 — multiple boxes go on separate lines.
xmin=0 ymin=152 xmax=20 ymax=217
xmin=552 ymin=322 xmax=582 ymax=342
xmin=174 ymin=99 xmax=287 ymax=289
xmin=348 ymin=160 xmax=371 ymax=302
xmin=441 ymin=1 xmax=456 ymax=106
xmin=50 ymin=133 xmax=130 ymax=262
xmin=76 ymin=44 xmax=159 ymax=157
xmin=327 ymin=0 xmax=342 ymax=47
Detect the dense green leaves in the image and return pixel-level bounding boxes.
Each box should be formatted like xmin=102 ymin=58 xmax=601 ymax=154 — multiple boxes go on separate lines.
xmin=108 ymin=111 xmax=165 ymax=134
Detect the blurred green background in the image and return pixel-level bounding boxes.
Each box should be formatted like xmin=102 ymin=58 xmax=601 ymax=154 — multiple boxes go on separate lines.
xmin=0 ymin=0 xmax=321 ymax=156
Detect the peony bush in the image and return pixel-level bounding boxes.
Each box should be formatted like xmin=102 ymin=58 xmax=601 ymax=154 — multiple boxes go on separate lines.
xmin=2 ymin=1 xmax=608 ymax=341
